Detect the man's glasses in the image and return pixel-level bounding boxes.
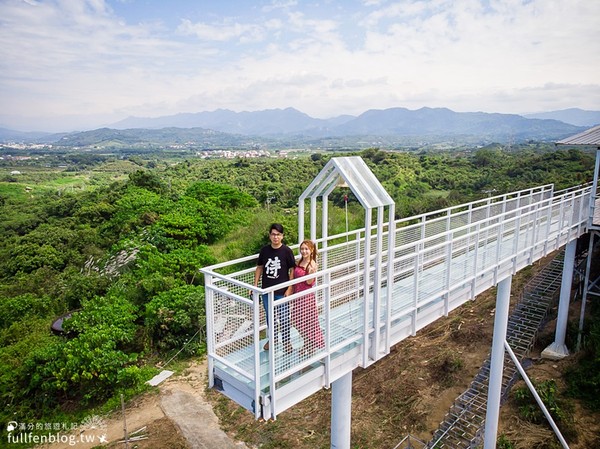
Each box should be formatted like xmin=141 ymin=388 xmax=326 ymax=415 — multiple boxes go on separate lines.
xmin=270 ymin=233 xmax=283 ymax=237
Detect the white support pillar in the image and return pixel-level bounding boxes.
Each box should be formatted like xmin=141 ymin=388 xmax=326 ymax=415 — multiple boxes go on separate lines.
xmin=483 ymin=275 xmax=512 ymax=449
xmin=331 ymin=371 xmax=352 ymax=449
xmin=542 ymin=238 xmax=577 ymax=360
xmin=577 ymin=232 xmax=596 ymax=351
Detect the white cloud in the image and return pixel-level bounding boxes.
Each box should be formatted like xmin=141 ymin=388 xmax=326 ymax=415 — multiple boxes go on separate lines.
xmin=262 ymin=0 xmax=298 ymax=13
xmin=177 ymin=19 xmax=267 ymax=43
xmin=0 ymin=0 xmax=598 ymax=131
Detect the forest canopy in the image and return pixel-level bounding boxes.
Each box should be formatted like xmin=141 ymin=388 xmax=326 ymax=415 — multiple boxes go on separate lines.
xmin=0 ymin=145 xmax=598 ymax=438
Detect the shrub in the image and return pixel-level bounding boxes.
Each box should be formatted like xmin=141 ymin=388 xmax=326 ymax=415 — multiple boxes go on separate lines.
xmin=185 ymin=181 xmax=257 ymax=209
xmin=565 ymin=319 xmax=600 ymax=411
xmin=512 ymin=379 xmax=576 ymax=441
xmin=497 ymin=434 xmax=515 ymax=449
xmin=22 ymin=294 xmax=142 ymax=406
xmin=0 ymin=293 xmax=57 ymax=329
xmin=145 ymin=285 xmax=206 ymax=355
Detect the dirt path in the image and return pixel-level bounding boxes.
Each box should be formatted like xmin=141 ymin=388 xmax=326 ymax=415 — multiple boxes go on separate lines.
xmin=37 ymin=360 xmax=248 ymax=449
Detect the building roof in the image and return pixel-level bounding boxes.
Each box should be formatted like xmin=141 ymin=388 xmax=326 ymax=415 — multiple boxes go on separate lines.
xmin=556 ymin=124 xmax=600 ymax=146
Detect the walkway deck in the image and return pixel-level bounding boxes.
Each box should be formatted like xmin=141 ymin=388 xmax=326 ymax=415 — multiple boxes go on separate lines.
xmin=202 ymin=183 xmax=592 ymax=420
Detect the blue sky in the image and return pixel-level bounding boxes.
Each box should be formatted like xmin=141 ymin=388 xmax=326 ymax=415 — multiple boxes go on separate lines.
xmin=1 ymin=0 xmax=599 ymax=132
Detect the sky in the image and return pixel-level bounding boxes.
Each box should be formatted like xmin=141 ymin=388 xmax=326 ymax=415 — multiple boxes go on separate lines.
xmin=1 ymin=0 xmax=599 ymax=132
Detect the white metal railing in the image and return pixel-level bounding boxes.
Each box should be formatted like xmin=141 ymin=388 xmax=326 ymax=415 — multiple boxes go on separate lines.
xmin=201 ymin=183 xmax=592 ymax=419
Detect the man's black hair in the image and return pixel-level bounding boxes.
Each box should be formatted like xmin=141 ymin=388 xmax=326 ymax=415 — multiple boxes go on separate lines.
xmin=270 ymin=223 xmax=284 ymax=234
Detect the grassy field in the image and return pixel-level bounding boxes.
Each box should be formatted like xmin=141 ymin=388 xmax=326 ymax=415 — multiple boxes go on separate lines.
xmin=0 ymin=159 xmax=141 ymax=201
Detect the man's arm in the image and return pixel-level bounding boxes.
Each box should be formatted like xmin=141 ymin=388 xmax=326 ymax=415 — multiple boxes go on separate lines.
xmin=254 ymin=265 xmax=263 ymax=286
xmin=251 ymin=265 xmax=263 ymax=297
xmin=284 ymin=247 xmax=295 ymax=296
xmin=284 ymin=266 xmax=294 ymax=296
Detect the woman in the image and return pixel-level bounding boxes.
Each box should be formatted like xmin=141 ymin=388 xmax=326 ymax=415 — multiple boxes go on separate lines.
xmin=291 ymin=240 xmax=324 ymax=356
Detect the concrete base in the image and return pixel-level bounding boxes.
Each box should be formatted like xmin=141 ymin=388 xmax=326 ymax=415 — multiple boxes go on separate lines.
xmin=541 ymin=342 xmax=569 ymax=360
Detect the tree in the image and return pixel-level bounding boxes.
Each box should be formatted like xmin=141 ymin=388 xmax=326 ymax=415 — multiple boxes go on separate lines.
xmin=128 ymin=169 xmax=166 ymax=194
xmin=25 ymin=294 xmax=143 ymax=405
xmin=185 ymin=181 xmax=257 ymax=210
xmin=145 ymin=285 xmax=206 ymax=354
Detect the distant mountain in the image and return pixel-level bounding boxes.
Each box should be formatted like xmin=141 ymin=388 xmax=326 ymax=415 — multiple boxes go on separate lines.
xmin=524 ymin=108 xmax=600 ymax=127
xmin=111 ymin=107 xmax=354 ymax=136
xmin=0 ymin=127 xmax=52 ymax=142
xmin=333 ymin=107 xmax=581 ymax=140
xmin=1 ymin=107 xmax=589 ymax=147
xmin=49 ymin=127 xmax=252 ymax=148
xmin=108 ymin=106 xmax=582 ymax=141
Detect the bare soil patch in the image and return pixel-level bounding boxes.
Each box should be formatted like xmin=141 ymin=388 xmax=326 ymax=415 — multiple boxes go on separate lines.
xmin=104 ymin=418 xmax=189 ymax=449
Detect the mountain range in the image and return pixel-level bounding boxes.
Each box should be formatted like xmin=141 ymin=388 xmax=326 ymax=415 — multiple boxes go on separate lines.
xmin=107 ymin=107 xmax=593 ymax=140
xmin=1 ymin=107 xmax=598 ymax=148
xmin=524 ymin=108 xmax=600 ymax=127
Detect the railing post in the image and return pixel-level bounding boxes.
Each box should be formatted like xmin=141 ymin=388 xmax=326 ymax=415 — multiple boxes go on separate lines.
xmin=298 ymin=198 xmax=305 ymax=243
xmin=512 ymin=211 xmax=521 ymax=274
xmin=253 ymin=291 xmax=262 ymax=420
xmin=385 ymin=204 xmax=396 ymax=353
xmin=544 ymin=196 xmax=554 ymax=253
xmin=471 ymin=222 xmax=481 ymax=299
xmin=205 ymin=273 xmax=215 ymax=389
xmin=324 ymin=270 xmax=332 ymax=388
xmin=444 ymin=228 xmax=453 ymax=316
xmin=372 ymin=206 xmax=384 ymax=360
xmin=267 ymin=291 xmax=277 ymax=417
xmin=362 ymin=208 xmax=372 ymax=367
xmin=311 ymin=195 xmax=318 ymax=242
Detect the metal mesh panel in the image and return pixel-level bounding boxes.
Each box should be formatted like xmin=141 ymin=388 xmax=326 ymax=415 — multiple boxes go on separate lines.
xmin=211 ymin=288 xmax=257 ymax=381
xmin=470 ymin=206 xmax=489 ymax=223
xmin=425 ymin=233 xmax=447 ymax=251
xmin=448 ymin=234 xmax=473 ymax=285
xmin=449 ymin=212 xmax=471 ymax=231
xmin=270 ymin=296 xmax=298 ymax=376
xmin=326 ymin=239 xmax=354 ymax=262
xmin=288 ymin=290 xmax=326 ymax=359
xmin=418 ymin=260 xmax=447 ymax=302
xmin=396 ymin=224 xmax=422 ymax=247
xmin=424 ymin=218 xmax=447 ymax=239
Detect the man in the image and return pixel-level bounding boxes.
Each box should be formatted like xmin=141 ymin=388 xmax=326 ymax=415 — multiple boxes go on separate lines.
xmin=253 ymin=223 xmax=295 ymax=354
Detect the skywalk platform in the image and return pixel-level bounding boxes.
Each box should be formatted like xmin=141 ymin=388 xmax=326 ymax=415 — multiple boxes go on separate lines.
xmin=202 ymin=173 xmax=593 ymax=420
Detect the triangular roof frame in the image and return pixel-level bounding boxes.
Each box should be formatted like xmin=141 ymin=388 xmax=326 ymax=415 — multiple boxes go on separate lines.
xmin=299 ymin=156 xmax=394 ymax=209
xmin=298 ymin=155 xmax=396 ymax=367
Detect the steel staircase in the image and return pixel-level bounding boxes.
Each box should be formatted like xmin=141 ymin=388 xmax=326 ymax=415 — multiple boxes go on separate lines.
xmin=426 ymin=252 xmax=565 ymax=449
